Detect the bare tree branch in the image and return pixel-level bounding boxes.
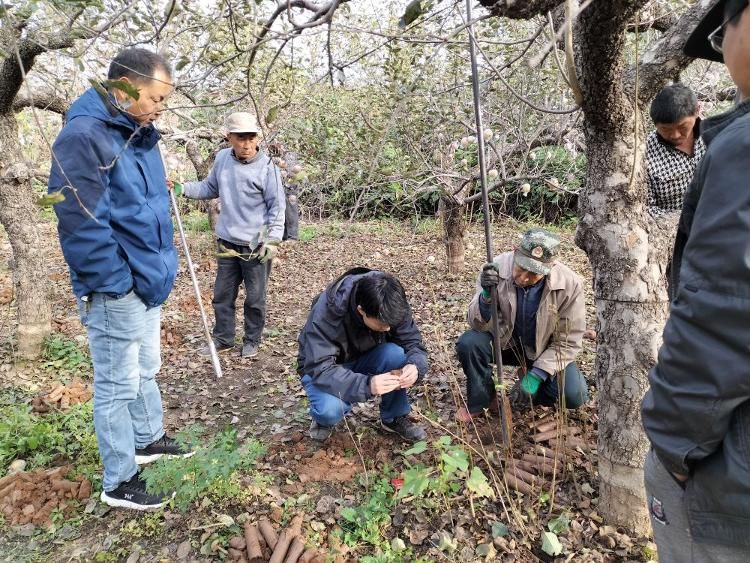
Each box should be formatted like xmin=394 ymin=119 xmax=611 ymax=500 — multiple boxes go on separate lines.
xmin=478 ymin=0 xmax=564 ymax=19
xmin=697 ymin=86 xmax=737 ymax=103
xmin=0 ymin=29 xmax=80 ymax=112
xmin=630 ymin=1 xmax=719 ymax=102
xmin=12 ymin=91 xmax=69 ymax=115
xmin=626 ymin=13 xmax=677 ymax=33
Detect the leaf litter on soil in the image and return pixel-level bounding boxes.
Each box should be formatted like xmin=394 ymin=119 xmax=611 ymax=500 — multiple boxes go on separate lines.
xmin=0 ymin=219 xmax=659 ymax=561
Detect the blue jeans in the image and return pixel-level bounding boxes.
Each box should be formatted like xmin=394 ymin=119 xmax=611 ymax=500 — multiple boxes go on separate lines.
xmin=301 ymin=343 xmax=411 ymax=426
xmin=78 ymin=291 xmax=165 ymax=491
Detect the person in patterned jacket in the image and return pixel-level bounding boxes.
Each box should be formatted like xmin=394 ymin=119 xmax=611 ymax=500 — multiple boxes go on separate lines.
xmin=646 ymin=84 xmax=706 ymax=218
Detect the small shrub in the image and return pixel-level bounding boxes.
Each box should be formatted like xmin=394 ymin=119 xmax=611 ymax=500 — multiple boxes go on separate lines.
xmin=140 ymin=428 xmax=265 ymax=511
xmin=42 ymin=334 xmax=91 ymax=375
xmin=339 ymin=478 xmax=395 ymax=547
xmin=0 ymin=402 xmax=98 ymax=478
xmin=298 ymin=225 xmax=317 ymax=241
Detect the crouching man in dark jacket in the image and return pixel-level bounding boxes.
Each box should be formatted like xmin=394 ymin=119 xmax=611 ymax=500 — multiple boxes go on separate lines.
xmin=297 ymin=268 xmax=428 ymax=443
xmin=641 ymin=1 xmax=750 ymax=560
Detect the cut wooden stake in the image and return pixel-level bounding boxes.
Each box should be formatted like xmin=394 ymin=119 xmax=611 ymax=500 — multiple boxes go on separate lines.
xmin=531 ymin=427 xmax=581 ymax=443
xmin=244 ymin=522 xmax=263 ymax=562
xmin=227 ymin=548 xmax=245 ymax=561
xmin=269 ymin=531 xmax=292 ymax=563
xmin=504 ymin=471 xmax=533 ymax=495
xmin=288 ymin=513 xmax=305 ymax=538
xmin=534 ymin=444 xmax=560 ymax=457
xmin=284 ymin=537 xmax=306 ymax=563
xmin=299 ymin=548 xmax=320 ymax=563
xmin=521 ymin=453 xmax=562 ymax=473
xmin=514 ymin=459 xmax=539 ymax=475
xmin=259 ymin=517 xmax=279 ymax=550
xmin=531 ymin=415 xmax=554 ymax=429
xmin=549 ymin=436 xmax=588 ymax=449
xmin=534 ymin=420 xmax=558 ymax=433
xmin=508 ymin=464 xmax=539 ymax=487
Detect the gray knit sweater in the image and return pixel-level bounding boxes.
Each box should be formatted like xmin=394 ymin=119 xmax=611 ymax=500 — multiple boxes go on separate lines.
xmin=183 ymin=148 xmax=285 ymax=246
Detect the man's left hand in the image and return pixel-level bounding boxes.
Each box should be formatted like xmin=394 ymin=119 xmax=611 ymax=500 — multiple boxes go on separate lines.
xmin=672 ymin=472 xmax=689 ymax=482
xmin=258 ymin=241 xmax=280 ymax=263
xmin=399 ymin=364 xmax=419 ymax=389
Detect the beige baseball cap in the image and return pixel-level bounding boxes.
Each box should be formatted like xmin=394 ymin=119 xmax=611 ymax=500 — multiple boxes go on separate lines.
xmin=225 ymin=112 xmax=259 ymax=134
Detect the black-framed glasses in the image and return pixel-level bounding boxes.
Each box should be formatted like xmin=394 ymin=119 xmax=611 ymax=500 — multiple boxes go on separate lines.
xmin=708 ymin=1 xmax=748 ymax=54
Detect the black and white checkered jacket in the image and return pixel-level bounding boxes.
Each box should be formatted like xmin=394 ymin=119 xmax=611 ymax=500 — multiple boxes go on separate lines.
xmin=646 ymin=129 xmax=706 ymax=217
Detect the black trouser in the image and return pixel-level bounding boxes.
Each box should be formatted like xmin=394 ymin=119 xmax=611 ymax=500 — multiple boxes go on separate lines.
xmin=212 ymin=240 xmax=271 ymax=347
xmin=456 ymin=329 xmax=588 ymax=412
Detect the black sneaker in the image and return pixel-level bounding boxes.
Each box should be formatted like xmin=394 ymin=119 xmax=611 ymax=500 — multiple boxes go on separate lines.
xmin=100 ymin=472 xmax=172 ymax=511
xmin=381 ymin=416 xmax=426 ymax=442
xmin=308 ymin=420 xmax=335 ymax=442
xmin=135 ymin=434 xmax=195 ymax=465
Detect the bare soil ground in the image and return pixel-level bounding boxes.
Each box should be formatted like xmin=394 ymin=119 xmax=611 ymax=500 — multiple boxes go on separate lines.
xmin=0 ymin=217 xmax=656 ymax=562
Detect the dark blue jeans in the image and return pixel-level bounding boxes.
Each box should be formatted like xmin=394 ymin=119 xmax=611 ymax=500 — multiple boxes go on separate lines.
xmin=456 ymin=329 xmax=588 ymax=412
xmin=301 ymin=343 xmax=411 ymax=426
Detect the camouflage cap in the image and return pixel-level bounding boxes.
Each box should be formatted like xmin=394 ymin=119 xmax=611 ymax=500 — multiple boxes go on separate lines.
xmin=513 ymin=228 xmax=560 ymax=275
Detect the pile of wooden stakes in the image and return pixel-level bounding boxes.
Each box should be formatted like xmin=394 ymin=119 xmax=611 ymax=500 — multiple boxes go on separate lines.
xmin=503 ymin=415 xmax=587 ymax=494
xmin=227 ymin=513 xmax=325 ymax=563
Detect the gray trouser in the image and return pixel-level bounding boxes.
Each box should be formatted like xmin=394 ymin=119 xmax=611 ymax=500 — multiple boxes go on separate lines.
xmin=644 ymin=449 xmax=750 ymax=562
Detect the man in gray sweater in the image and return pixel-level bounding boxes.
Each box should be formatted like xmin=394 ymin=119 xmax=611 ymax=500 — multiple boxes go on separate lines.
xmin=171 ymin=112 xmax=285 ymax=357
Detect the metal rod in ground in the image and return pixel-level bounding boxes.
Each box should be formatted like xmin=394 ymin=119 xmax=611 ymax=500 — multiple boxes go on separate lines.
xmin=465 ymin=0 xmax=511 ymax=444
xmin=159 ymin=143 xmax=223 ymax=379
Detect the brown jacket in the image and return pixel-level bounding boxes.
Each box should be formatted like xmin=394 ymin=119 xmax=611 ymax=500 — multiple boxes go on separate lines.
xmin=467 ymin=252 xmax=585 ymax=375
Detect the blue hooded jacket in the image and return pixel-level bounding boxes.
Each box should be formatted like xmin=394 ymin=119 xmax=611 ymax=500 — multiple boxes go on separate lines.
xmin=48 ymin=88 xmax=177 ymax=307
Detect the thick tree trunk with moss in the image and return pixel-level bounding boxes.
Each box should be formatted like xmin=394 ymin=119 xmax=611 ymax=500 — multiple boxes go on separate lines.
xmin=0 ymin=112 xmax=52 ymax=358
xmin=575 ymin=106 xmax=670 ymax=532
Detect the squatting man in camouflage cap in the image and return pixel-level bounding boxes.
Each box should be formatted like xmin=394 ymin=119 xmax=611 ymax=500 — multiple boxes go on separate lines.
xmin=455 ymin=228 xmax=588 ymax=422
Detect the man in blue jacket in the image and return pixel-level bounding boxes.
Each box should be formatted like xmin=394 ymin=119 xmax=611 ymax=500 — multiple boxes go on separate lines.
xmin=297 ymin=268 xmax=428 ymax=443
xmin=49 ymin=48 xmax=190 ymax=511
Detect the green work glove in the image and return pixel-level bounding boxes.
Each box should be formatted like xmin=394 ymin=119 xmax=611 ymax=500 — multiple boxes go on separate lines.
xmin=258 ymin=240 xmax=280 ymax=263
xmin=168 ymin=180 xmax=183 ymax=196
xmin=520 ymin=372 xmax=542 ymax=396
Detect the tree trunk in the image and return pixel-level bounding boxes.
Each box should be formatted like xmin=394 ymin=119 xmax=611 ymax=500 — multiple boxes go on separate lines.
xmin=0 ymin=112 xmax=52 ymax=359
xmin=208 ymin=200 xmax=221 ymax=232
xmin=439 ymin=195 xmax=466 ymax=274
xmin=575 ymin=74 xmax=670 ymax=535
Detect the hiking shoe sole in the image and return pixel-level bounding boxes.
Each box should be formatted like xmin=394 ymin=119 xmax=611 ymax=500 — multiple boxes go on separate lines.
xmin=100 ymin=491 xmax=169 ymax=511
xmin=135 ymin=450 xmax=196 ymax=465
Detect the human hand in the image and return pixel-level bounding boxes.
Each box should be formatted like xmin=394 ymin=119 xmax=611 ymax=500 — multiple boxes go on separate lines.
xmin=519 ymin=372 xmax=542 ymax=396
xmin=480 ymin=262 xmax=500 ymax=293
xmin=258 ymin=241 xmax=280 ymax=263
xmin=671 ymin=472 xmax=689 ymax=482
xmin=370 ymin=372 xmax=401 ymax=396
xmin=166 ymin=179 xmax=183 ymax=195
xmin=398 ymin=364 xmax=419 ymax=389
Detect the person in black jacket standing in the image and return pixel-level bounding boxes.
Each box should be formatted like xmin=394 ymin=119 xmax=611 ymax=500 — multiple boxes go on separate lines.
xmin=297 ymin=268 xmax=428 ymax=443
xmin=641 ymin=1 xmax=750 ymax=559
